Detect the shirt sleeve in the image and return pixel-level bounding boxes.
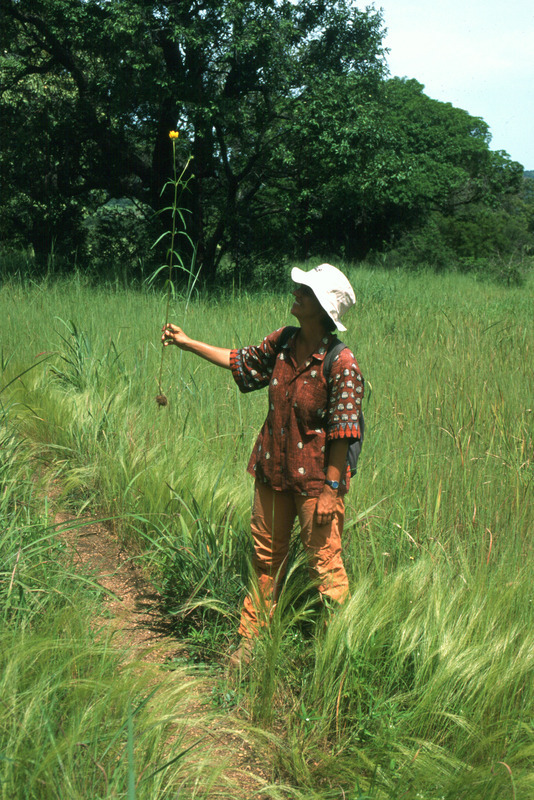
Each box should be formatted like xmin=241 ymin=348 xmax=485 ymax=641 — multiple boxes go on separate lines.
xmin=325 ymin=347 xmax=364 ymax=440
xmin=230 ymin=327 xmax=287 ymax=394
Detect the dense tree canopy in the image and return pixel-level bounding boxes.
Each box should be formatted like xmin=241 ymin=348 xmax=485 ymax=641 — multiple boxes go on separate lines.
xmin=0 ymin=0 xmax=527 ymax=281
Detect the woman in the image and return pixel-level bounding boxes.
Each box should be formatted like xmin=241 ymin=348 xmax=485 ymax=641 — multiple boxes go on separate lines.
xmin=162 ymin=263 xmax=364 ymax=665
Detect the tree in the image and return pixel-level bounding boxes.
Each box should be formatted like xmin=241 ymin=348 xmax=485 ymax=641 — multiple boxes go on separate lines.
xmin=1 ymin=0 xmax=385 ymax=278
xmin=261 ymin=77 xmax=524 ymax=260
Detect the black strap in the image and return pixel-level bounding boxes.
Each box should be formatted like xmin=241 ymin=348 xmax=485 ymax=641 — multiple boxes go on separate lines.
xmin=323 ymin=338 xmax=345 ymax=381
xmin=277 ymin=325 xmax=298 ymax=350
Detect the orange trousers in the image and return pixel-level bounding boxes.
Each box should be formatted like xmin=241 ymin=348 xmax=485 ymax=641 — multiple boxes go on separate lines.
xmin=238 ymin=481 xmax=349 ymax=638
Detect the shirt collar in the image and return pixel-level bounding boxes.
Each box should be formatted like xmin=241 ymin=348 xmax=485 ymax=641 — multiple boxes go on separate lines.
xmin=284 ymin=330 xmax=334 ymax=363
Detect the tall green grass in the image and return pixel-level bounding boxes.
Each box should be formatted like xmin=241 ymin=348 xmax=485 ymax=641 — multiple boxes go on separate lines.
xmin=269 ymin=558 xmax=534 ymax=798
xmin=1 ymin=265 xmax=533 ymax=798
xmin=0 ymin=367 xmax=243 ymax=799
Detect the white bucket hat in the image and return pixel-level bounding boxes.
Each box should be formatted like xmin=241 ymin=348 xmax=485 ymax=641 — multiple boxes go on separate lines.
xmin=291 ymin=263 xmax=356 ymax=331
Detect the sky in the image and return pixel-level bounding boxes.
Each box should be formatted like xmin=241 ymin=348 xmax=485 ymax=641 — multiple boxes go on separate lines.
xmin=370 ymin=1 xmax=534 ymax=169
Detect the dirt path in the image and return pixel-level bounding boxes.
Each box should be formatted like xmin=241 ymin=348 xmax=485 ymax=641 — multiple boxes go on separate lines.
xmin=53 ymin=506 xmax=274 ymax=799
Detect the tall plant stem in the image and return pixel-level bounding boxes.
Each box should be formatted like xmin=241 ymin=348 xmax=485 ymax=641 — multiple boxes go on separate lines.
xmin=157 ymin=143 xmax=192 ymax=398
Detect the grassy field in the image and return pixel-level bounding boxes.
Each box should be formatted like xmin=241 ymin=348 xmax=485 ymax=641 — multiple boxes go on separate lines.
xmin=0 ymin=384 xmax=232 ymax=798
xmin=1 ymin=264 xmax=533 ymax=798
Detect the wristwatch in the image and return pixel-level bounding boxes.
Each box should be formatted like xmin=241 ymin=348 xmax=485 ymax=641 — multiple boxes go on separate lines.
xmin=324 ymin=478 xmax=339 ymax=490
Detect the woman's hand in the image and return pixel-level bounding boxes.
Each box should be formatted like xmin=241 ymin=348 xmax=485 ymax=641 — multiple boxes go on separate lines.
xmin=315 ymin=484 xmax=338 ymax=526
xmin=316 ymin=438 xmax=349 ymax=525
xmin=162 ymin=323 xmax=190 ymax=349
xmin=161 ymin=324 xmax=232 ymax=369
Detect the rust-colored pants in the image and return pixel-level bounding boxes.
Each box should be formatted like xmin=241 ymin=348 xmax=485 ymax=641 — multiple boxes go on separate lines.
xmin=238 ymin=480 xmax=349 ymax=638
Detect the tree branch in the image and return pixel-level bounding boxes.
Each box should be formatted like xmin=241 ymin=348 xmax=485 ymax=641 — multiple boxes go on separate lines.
xmin=5 ymin=0 xmax=89 ymax=95
xmin=0 ymin=58 xmax=56 ymax=91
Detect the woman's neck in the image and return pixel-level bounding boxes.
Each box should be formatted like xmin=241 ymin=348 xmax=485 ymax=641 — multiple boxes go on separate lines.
xmin=295 ymin=321 xmax=328 ymax=363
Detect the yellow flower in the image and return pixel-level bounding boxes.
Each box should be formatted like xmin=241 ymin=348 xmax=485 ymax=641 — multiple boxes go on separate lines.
xmin=169 ymin=130 xmax=179 ymax=139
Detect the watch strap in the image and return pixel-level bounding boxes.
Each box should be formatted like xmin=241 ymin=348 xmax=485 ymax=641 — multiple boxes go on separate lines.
xmin=325 ymin=478 xmax=339 ymax=490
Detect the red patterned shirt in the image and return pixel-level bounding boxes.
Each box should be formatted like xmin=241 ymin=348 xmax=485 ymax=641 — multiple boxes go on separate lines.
xmin=230 ymin=327 xmax=364 ymax=496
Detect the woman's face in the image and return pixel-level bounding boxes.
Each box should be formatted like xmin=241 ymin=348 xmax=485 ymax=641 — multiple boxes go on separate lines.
xmin=291 ymin=284 xmax=327 ymax=326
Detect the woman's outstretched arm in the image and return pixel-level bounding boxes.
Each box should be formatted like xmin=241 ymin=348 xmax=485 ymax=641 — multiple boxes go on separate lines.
xmin=162 ymin=323 xmax=231 ymax=369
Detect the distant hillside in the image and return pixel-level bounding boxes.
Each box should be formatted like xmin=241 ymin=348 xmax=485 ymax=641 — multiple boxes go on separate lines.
xmin=524 ymin=170 xmax=534 ymax=179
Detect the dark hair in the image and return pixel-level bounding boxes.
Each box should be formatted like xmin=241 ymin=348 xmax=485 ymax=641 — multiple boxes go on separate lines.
xmin=323 ymin=313 xmax=337 ymax=333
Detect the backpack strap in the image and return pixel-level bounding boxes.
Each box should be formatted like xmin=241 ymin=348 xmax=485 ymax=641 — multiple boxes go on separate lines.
xmin=277 ymin=325 xmax=299 ymax=351
xmin=322 ymin=337 xmax=346 ymax=381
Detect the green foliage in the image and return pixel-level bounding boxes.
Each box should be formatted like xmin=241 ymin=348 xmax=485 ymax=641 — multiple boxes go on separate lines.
xmin=0 ymin=0 xmax=385 ymax=279
xmin=0 ymin=51 xmax=85 ymax=260
xmin=233 ymin=76 xmax=528 ymax=266
xmin=2 ymin=3 xmax=530 ymax=279
xmin=83 ymin=197 xmax=156 ymax=278
xmin=134 ymin=499 xmax=252 ymax=661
